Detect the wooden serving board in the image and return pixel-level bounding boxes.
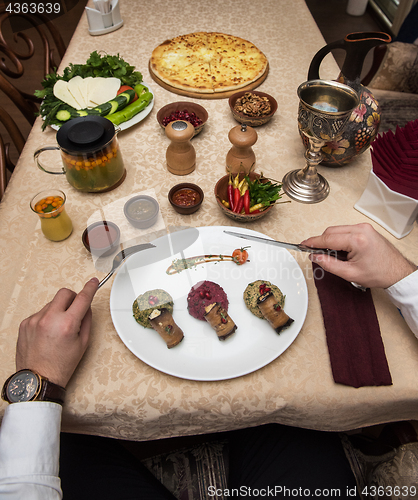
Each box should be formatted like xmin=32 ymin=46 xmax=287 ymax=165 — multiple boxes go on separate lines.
xmin=148 ymin=61 xmax=269 ymax=99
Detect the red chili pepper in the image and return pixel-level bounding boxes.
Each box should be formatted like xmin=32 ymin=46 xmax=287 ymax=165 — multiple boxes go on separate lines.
xmin=234 ymin=187 xmax=240 ymax=211
xmin=234 ymin=194 xmax=244 ymax=213
xmin=243 ymin=189 xmax=250 ymax=214
xmin=228 ymin=175 xmax=235 ymax=211
xmin=251 ymin=209 xmax=260 ymax=214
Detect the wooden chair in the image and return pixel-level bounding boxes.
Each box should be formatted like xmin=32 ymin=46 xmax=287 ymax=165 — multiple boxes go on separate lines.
xmin=0 ymin=106 xmax=25 ymax=201
xmin=0 ymin=9 xmax=66 ymax=125
xmin=362 ymin=4 xmax=418 ymax=86
xmin=0 ymin=10 xmax=67 ymax=197
xmin=0 ymin=9 xmax=66 ymax=194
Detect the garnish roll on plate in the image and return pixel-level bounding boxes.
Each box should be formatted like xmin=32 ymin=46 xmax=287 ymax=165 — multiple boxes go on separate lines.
xmin=204 ymin=302 xmax=237 ymax=341
xmin=149 ymin=308 xmax=184 ymax=348
xmin=257 ymin=291 xmax=294 ymax=334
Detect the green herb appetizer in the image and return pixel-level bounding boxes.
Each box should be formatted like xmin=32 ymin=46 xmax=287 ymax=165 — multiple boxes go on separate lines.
xmin=35 ymin=51 xmax=148 ymax=130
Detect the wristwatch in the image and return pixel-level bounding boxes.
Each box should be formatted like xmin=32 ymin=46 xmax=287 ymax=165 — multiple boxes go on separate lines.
xmin=1 ymin=369 xmax=66 ymax=405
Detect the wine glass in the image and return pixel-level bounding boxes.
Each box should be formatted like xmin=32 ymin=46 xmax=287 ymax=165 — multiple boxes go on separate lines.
xmin=282 ymin=79 xmax=359 ymax=203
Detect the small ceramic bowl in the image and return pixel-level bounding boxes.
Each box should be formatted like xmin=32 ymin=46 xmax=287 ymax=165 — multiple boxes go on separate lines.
xmin=157 ymin=102 xmax=208 ymax=137
xmin=168 ymin=183 xmax=204 ymax=215
xmin=82 ymin=221 xmax=120 ymax=257
xmin=123 ymin=195 xmax=159 ymax=229
xmin=214 ymin=172 xmax=274 ymax=222
xmin=229 ymin=91 xmax=278 ymax=127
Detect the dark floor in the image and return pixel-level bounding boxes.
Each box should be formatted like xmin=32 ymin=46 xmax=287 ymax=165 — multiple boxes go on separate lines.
xmin=306 ymin=0 xmax=390 ymax=76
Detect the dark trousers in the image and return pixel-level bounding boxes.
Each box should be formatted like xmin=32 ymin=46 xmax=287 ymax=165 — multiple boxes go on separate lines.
xmin=60 ymin=424 xmax=359 ymax=499
xmin=59 ymin=432 xmax=176 ymax=500
xmin=228 ymin=424 xmax=359 ymax=499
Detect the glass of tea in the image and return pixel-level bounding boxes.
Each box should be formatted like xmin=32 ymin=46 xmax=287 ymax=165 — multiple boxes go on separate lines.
xmin=30 ymin=189 xmax=73 ymax=241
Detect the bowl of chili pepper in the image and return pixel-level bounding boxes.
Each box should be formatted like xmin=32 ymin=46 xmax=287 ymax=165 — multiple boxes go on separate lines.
xmin=157 ymin=102 xmax=208 ymax=137
xmin=168 ymin=183 xmax=204 ymax=215
xmin=214 ymin=172 xmax=280 ymax=222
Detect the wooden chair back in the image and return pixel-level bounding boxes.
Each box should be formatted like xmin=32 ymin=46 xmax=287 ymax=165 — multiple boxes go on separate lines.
xmin=0 ymin=106 xmax=25 ymax=201
xmin=0 ymin=9 xmax=66 ymax=126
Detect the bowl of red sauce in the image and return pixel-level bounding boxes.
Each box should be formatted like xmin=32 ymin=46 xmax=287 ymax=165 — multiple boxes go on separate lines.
xmin=168 ymin=183 xmax=204 ymax=215
xmin=82 ymin=221 xmax=120 ymax=257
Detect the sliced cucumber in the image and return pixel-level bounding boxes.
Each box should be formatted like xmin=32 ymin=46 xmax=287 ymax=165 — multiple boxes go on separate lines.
xmin=56 ymin=109 xmax=72 ymax=122
xmin=55 ymin=88 xmax=137 ymax=123
xmin=93 ymin=102 xmax=113 ymax=116
xmin=109 ymin=100 xmax=119 ymax=115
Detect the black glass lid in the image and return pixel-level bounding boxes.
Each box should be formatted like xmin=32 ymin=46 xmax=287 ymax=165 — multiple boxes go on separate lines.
xmin=56 ymin=116 xmax=116 ymax=153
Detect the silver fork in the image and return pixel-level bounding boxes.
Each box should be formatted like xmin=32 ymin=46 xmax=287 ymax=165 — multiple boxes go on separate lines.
xmin=98 ymin=243 xmax=155 ymax=289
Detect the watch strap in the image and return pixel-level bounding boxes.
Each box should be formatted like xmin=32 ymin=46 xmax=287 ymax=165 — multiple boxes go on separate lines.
xmin=38 ymin=378 xmax=66 ymax=405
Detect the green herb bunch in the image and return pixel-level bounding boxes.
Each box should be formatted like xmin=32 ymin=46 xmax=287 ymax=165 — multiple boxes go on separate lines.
xmin=34 ymin=51 xmax=143 ymax=130
xmin=245 ymin=175 xmax=283 ymax=208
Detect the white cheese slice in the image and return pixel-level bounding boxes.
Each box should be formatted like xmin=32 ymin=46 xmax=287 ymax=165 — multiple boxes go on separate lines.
xmin=68 ymin=76 xmax=88 ymax=110
xmin=53 ymin=76 xmax=121 ymax=110
xmin=77 ymin=77 xmax=90 ymax=108
xmin=87 ymin=77 xmax=121 ymax=108
xmin=53 ymin=79 xmax=82 ymax=110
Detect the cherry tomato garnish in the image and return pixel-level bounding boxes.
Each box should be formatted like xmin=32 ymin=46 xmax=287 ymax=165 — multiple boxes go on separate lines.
xmin=232 ymin=246 xmax=250 ymax=265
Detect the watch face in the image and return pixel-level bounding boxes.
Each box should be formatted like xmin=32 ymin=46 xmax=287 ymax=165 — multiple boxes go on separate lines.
xmin=7 ymin=370 xmax=40 ymax=403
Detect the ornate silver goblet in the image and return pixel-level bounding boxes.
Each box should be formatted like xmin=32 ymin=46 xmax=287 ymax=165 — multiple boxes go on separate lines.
xmin=282 ymin=80 xmax=359 ymax=203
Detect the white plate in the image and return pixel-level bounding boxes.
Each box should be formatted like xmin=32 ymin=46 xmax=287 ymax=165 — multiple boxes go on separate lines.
xmin=110 ymin=226 xmax=308 ymax=381
xmin=49 ymin=81 xmax=154 ymax=131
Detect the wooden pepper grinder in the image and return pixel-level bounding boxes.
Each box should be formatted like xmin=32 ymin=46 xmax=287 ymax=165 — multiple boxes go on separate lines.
xmin=226 ymin=124 xmax=257 ymax=174
xmin=165 ymin=120 xmax=196 ymax=175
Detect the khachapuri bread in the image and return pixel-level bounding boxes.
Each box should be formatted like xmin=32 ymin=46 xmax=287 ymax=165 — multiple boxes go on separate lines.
xmin=150 ymin=32 xmax=268 ymax=94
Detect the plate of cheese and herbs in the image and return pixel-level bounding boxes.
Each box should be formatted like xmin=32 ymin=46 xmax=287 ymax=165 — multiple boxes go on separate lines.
xmin=35 ymin=51 xmax=154 ymax=131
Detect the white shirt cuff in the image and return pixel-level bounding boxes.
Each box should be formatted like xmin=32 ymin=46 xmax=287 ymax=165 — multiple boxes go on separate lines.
xmin=386 ymin=269 xmax=418 ymax=337
xmin=0 ymin=401 xmax=62 ymax=499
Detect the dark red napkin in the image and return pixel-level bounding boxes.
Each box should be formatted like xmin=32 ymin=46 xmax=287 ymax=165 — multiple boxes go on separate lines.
xmin=371 ymin=119 xmax=418 ymax=199
xmin=312 ymin=263 xmax=392 ymax=388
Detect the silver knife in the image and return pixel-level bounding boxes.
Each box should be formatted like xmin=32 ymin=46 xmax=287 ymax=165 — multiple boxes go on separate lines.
xmin=224 ymin=230 xmax=348 ymax=261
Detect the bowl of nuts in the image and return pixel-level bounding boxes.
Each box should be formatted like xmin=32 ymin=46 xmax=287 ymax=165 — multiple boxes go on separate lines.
xmin=229 ymin=91 xmax=278 ymax=127
xmin=157 ymin=102 xmax=208 ymax=137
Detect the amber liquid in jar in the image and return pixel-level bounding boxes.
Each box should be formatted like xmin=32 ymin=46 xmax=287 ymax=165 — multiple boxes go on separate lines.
xmin=62 ymin=137 xmax=124 ymax=193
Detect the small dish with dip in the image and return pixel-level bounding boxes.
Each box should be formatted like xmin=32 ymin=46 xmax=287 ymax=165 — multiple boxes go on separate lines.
xmin=124 ymin=195 xmax=159 ymax=229
xmin=168 ymin=183 xmax=204 ymax=215
xmin=82 ymin=220 xmax=120 ymax=257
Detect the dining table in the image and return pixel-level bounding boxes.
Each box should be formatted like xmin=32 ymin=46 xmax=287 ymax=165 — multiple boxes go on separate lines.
xmin=1 ymin=0 xmax=418 ymax=442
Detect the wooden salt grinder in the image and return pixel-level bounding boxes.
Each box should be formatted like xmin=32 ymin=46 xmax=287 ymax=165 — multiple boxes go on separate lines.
xmin=226 ymin=124 xmax=257 ymax=174
xmin=165 ymin=120 xmax=196 ymax=175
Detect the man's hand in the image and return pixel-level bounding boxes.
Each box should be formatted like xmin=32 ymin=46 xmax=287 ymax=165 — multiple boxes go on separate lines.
xmin=301 ymin=223 xmax=416 ymax=289
xmin=16 ymin=277 xmax=99 ymax=388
